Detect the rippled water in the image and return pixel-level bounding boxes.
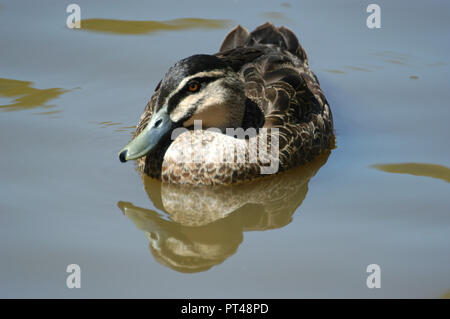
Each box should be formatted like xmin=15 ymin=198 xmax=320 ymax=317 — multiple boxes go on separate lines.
xmin=1 ymin=0 xmax=449 ymax=298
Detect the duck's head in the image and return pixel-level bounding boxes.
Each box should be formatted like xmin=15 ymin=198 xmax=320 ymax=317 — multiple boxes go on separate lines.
xmin=119 ymin=54 xmax=246 ymax=163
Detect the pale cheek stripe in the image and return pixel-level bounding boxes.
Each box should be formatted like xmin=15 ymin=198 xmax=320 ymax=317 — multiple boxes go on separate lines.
xmin=163 ymin=70 xmax=226 ymax=107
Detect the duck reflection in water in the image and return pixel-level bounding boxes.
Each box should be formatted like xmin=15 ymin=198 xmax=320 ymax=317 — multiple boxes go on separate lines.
xmin=118 ymin=149 xmax=331 ymax=273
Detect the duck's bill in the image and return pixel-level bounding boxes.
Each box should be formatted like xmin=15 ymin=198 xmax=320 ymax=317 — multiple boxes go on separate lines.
xmin=119 ymin=110 xmax=174 ymax=162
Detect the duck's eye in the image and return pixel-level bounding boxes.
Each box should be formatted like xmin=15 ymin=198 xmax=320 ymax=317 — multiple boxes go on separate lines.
xmin=188 ymin=81 xmax=199 ymax=92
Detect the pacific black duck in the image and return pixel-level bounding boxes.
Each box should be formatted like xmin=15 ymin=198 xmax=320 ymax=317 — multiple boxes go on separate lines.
xmin=119 ymin=22 xmax=334 ymax=185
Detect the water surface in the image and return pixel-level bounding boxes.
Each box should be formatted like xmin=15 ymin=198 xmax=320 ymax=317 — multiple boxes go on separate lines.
xmin=1 ymin=0 xmax=449 ymax=298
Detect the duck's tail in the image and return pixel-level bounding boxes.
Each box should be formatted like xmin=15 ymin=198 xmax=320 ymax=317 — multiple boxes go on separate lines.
xmin=219 ymin=22 xmax=308 ymax=63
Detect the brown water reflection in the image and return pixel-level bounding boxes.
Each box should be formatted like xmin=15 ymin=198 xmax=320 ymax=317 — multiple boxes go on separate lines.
xmin=346 ymin=66 xmax=372 ymax=72
xmin=77 ymin=18 xmax=232 ymax=35
xmin=0 ymin=77 xmax=69 ymax=112
xmin=118 ymin=150 xmax=330 ymax=273
xmin=372 ymin=163 xmax=450 ymax=183
xmin=321 ymin=69 xmax=346 ymax=74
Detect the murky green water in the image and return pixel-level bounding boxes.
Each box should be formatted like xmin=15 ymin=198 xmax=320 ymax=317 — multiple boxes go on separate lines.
xmin=1 ymin=0 xmax=449 ymax=298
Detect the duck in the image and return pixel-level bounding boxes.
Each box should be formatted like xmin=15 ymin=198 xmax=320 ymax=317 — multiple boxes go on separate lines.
xmin=119 ymin=22 xmax=334 ymax=185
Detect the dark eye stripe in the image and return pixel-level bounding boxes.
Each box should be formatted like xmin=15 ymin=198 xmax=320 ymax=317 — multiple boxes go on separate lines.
xmin=184 ymin=76 xmax=219 ymax=92
xmin=167 ymin=76 xmax=220 ymax=114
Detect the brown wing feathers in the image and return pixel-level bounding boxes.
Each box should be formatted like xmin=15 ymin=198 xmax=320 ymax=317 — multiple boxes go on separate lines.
xmin=219 ymin=22 xmax=333 ymax=171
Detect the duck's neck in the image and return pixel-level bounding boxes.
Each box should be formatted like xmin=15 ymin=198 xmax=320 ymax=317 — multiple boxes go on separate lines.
xmin=241 ymin=98 xmax=265 ymax=130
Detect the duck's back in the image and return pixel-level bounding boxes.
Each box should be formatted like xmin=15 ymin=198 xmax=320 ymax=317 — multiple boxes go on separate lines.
xmin=215 ymin=23 xmax=334 ymax=169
